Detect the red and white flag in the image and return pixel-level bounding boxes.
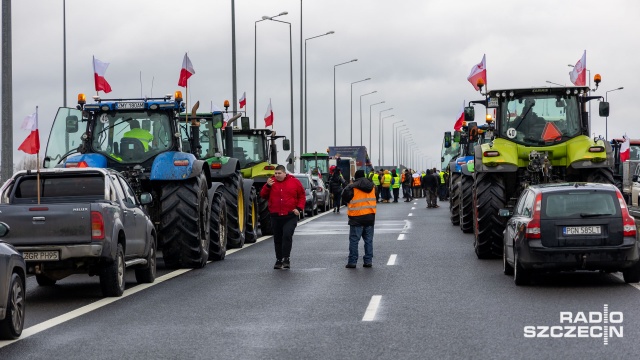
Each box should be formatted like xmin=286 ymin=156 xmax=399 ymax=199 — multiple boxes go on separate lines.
xmin=239 ymin=92 xmax=246 ymax=109
xmin=453 ymin=106 xmax=464 ymax=131
xmin=178 ymin=53 xmax=195 ymax=87
xmin=620 ymin=135 xmax=631 ymax=162
xmin=18 ymin=112 xmax=40 ymax=155
xmin=93 ymin=56 xmax=112 ymax=93
xmin=264 ymin=99 xmax=274 ymax=127
xmin=467 ymin=54 xmax=487 ymax=91
xmin=569 ymin=50 xmax=586 ymax=86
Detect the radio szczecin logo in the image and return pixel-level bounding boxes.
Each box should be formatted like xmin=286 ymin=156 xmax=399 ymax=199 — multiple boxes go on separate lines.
xmin=524 ymin=304 xmax=622 ymax=345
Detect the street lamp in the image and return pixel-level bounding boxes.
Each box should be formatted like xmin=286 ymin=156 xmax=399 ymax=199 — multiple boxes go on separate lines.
xmin=351 ymin=78 xmax=372 ymax=145
xmin=334 ymin=59 xmax=358 ymax=145
xmin=545 ymin=80 xmax=564 ymax=86
xmin=394 ymin=123 xmax=406 ymax=166
xmin=358 ymin=90 xmax=376 ymax=146
xmin=304 ymin=30 xmax=334 ymax=153
xmin=399 ymin=130 xmax=409 ymax=166
xmin=254 ymin=11 xmax=288 ymax=128
xmin=378 ymin=108 xmax=393 ymax=165
xmin=392 ymin=121 xmax=404 ymax=166
xmin=369 ymin=101 xmax=385 ymax=154
xmin=381 ymin=114 xmax=395 ymax=166
xmin=605 ymin=87 xmax=624 ymax=140
xmin=568 ymin=64 xmax=592 ymax=129
xmin=263 ymin=16 xmax=295 ymax=169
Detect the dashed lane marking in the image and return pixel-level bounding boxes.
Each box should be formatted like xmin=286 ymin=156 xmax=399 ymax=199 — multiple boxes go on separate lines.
xmin=387 ymin=255 xmax=397 ymax=265
xmin=411 ymin=207 xmax=415 ymax=210
xmin=397 ymin=234 xmax=405 ymax=241
xmin=408 ymin=213 xmax=413 ymax=216
xmin=362 ymin=295 xmax=382 ymax=321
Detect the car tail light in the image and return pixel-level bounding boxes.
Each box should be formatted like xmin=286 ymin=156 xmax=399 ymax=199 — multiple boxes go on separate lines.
xmin=210 ymin=162 xmax=222 ymax=169
xmin=483 ymin=151 xmax=500 ymax=157
xmin=174 ymin=160 xmax=189 ymax=166
xmin=525 ymin=193 xmax=543 ymax=240
xmin=91 ymin=211 xmax=105 ymax=240
xmin=616 ymin=190 xmax=637 ymax=237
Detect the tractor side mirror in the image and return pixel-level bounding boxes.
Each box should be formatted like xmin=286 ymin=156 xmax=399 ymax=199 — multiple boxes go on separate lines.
xmin=464 ymin=106 xmax=475 ymax=122
xmin=212 ymin=113 xmax=224 ymax=128
xmin=282 ymin=139 xmax=291 ymax=151
xmin=139 ymin=192 xmax=153 ymax=205
xmin=66 ymin=115 xmax=79 ymax=133
xmin=467 ymin=122 xmax=478 ymax=142
xmin=453 ymin=131 xmax=461 ymax=142
xmin=241 ymin=117 xmax=250 ymax=130
xmin=444 ymin=131 xmax=452 ymax=148
xmin=599 ymin=102 xmax=610 ymax=117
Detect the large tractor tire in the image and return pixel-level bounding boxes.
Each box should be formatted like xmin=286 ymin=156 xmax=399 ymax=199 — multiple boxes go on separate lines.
xmin=473 ymin=172 xmax=507 ymax=259
xmin=209 ymin=189 xmax=228 ymax=261
xmin=160 ymin=174 xmax=210 ymax=269
xmin=449 ymin=173 xmax=461 ymax=226
xmin=245 ymin=188 xmax=258 ymax=244
xmin=459 ymin=174 xmax=474 ymax=233
xmin=259 ymin=196 xmax=273 ymax=236
xmin=222 ymin=172 xmax=246 ymax=249
xmin=585 ymin=167 xmax=615 ymax=185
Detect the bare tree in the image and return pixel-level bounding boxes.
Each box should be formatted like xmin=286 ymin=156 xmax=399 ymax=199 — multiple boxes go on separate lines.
xmin=15 ymin=155 xmax=39 ymax=171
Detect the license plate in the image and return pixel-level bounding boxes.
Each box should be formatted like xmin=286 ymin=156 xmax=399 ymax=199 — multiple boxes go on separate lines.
xmin=563 ymin=226 xmax=601 ymax=235
xmin=22 ymin=251 xmax=60 ymax=261
xmin=116 ymin=102 xmax=144 ymax=109
xmin=487 ymin=98 xmax=499 ymax=108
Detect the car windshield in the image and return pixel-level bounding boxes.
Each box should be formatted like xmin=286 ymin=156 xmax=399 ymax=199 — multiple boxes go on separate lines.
xmin=542 ymin=191 xmax=618 ymax=218
xmin=500 ymin=95 xmax=581 ymax=146
xmin=91 ymin=111 xmax=173 ymax=163
xmin=232 ymin=133 xmax=268 ymax=168
xmin=296 ymin=176 xmax=310 ymax=188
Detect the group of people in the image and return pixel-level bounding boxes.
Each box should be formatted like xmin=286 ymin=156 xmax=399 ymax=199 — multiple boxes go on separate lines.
xmin=367 ymin=169 xmax=404 ymax=203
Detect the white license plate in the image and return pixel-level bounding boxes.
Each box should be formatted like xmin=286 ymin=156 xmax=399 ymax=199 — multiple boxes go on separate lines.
xmin=563 ymin=226 xmax=602 ymax=235
xmin=116 ymin=102 xmax=144 ymax=109
xmin=22 ymin=251 xmax=60 ymax=261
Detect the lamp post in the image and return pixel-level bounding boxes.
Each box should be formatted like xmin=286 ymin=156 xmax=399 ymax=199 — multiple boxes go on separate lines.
xmin=391 ymin=120 xmax=403 ymax=165
xmin=605 ymin=87 xmax=624 ymax=140
xmin=393 ymin=123 xmax=406 ymax=166
xmin=351 ymin=78 xmax=371 ymax=145
xmin=377 ymin=108 xmax=393 ymax=165
xmin=304 ymin=31 xmax=334 ymax=153
xmin=545 ymin=80 xmax=564 ymax=87
xmin=568 ymin=64 xmax=592 ymax=130
xmin=380 ymin=113 xmax=394 ymax=166
xmin=358 ymin=90 xmax=376 ymax=146
xmin=369 ymin=101 xmax=385 ymax=155
xmin=263 ymin=16 xmax=295 ymax=169
xmin=399 ymin=130 xmax=409 ymax=167
xmin=254 ymin=11 xmax=288 ymax=128
xmin=334 ymin=59 xmax=357 ymax=145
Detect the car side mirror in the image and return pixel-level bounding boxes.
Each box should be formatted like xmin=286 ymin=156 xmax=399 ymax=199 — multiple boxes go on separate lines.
xmin=599 ymin=102 xmax=610 ymax=117
xmin=282 ymin=139 xmax=291 ymax=151
xmin=66 ymin=115 xmax=79 ymax=133
xmin=498 ymin=209 xmax=512 ymax=217
xmin=0 ymin=222 xmax=9 ymax=237
xmin=139 ymin=192 xmax=153 ymax=205
xmin=241 ymin=117 xmax=250 ymax=130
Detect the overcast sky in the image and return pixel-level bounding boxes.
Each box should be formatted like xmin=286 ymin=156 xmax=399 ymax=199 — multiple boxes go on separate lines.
xmin=1 ymin=0 xmax=637 ymax=170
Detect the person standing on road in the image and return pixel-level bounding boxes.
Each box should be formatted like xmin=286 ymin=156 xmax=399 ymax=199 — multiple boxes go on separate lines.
xmin=329 ymin=166 xmax=347 ymax=213
xmin=381 ymin=169 xmax=392 ymax=203
xmin=260 ymin=165 xmax=306 ymax=269
xmin=422 ymin=169 xmax=438 ymax=208
xmin=402 ymin=169 xmax=413 ymax=202
xmin=342 ymin=170 xmax=376 ymax=268
xmin=391 ymin=169 xmax=401 ymax=203
xmin=368 ymin=168 xmax=380 ymax=202
xmin=438 ymin=169 xmax=446 ymax=201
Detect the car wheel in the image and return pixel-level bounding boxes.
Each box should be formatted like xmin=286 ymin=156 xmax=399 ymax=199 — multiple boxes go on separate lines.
xmin=313 ymin=198 xmax=319 ymax=216
xmin=513 ymin=252 xmax=530 ymax=286
xmin=503 ymin=243 xmax=514 ymax=275
xmin=135 ymin=237 xmax=156 ymax=284
xmin=0 ymin=272 xmax=25 ymax=340
xmin=622 ymin=260 xmax=640 ymax=283
xmin=100 ymin=243 xmax=126 ymax=297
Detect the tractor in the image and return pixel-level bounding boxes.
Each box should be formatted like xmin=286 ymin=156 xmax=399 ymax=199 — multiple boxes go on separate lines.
xmin=467 ymin=85 xmax=613 ymax=259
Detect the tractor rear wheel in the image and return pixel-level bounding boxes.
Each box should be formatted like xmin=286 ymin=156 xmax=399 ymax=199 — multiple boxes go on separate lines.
xmin=585 ymin=167 xmax=615 ymax=185
xmin=222 ymin=172 xmax=246 ymax=249
xmin=159 ymin=174 xmax=210 ymax=268
xmin=208 ymin=189 xmax=228 ymax=261
xmin=459 ymin=174 xmax=474 ymax=233
xmin=449 ymin=172 xmax=460 ymax=226
xmin=473 ymin=172 xmax=507 ymax=259
xmin=245 ymin=188 xmax=258 ymax=244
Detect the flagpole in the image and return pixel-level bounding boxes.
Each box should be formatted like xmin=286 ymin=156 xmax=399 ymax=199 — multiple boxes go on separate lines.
xmin=36 ymin=106 xmax=40 ymax=205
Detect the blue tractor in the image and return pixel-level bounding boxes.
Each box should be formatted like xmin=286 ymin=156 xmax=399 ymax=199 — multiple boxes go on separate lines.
xmin=44 ymin=92 xmax=226 ymax=269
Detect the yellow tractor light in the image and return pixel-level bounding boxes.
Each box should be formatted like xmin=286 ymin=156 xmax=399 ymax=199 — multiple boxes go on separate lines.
xmin=78 ymin=93 xmax=86 ymax=105
xmin=174 ymin=91 xmax=183 ymax=102
xmin=224 ymin=100 xmax=230 ymax=108
xmin=486 ymin=114 xmax=493 ymax=122
xmin=594 ymin=74 xmax=602 ymax=86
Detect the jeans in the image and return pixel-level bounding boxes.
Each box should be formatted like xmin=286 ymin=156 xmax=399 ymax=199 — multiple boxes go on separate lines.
xmin=348 ymin=225 xmax=374 ymax=264
xmin=402 ymin=184 xmax=411 ymax=199
xmin=271 ymin=214 xmax=298 ymax=260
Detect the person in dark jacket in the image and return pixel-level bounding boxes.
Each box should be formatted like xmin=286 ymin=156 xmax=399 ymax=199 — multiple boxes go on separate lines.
xmin=402 ymin=169 xmax=413 ymax=202
xmin=421 ymin=169 xmax=438 ymax=208
xmin=342 ymin=170 xmax=376 ymax=268
xmin=260 ymin=165 xmax=306 ymax=269
xmin=329 ymin=166 xmax=347 ymax=213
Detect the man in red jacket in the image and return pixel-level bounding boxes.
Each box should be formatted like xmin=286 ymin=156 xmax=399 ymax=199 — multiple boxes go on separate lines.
xmin=260 ymin=165 xmax=306 ymax=269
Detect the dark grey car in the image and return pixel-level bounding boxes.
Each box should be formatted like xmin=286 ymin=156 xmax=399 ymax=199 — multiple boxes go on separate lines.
xmin=501 ymin=183 xmax=640 ymax=285
xmin=0 ymin=222 xmax=26 ymax=339
xmin=293 ymin=174 xmax=318 ymax=218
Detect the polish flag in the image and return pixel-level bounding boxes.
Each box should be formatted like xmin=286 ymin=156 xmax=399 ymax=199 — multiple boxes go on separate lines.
xmin=264 ymin=99 xmax=274 ymax=127
xmin=620 ymin=135 xmax=631 ymax=162
xmin=18 ymin=112 xmax=40 ymax=154
xmin=467 ymin=54 xmax=487 ymax=91
xmin=178 ymin=53 xmax=195 ymax=87
xmin=569 ymin=50 xmax=586 ymax=86
xmin=239 ymin=92 xmax=246 ymax=109
xmin=93 ymin=56 xmax=112 ymax=93
xmin=453 ymin=107 xmax=464 ymax=131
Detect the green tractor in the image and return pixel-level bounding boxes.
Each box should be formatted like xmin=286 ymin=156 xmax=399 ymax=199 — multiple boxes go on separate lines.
xmin=468 ymin=85 xmax=613 ymax=258
xmin=178 ymin=105 xmax=254 ymax=248
xmin=301 ymin=152 xmax=330 ymax=183
xmin=232 ymin=120 xmax=290 ymax=236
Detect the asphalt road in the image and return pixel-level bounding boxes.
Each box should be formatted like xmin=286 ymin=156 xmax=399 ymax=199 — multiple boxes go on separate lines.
xmin=1 ymin=196 xmax=640 ymax=359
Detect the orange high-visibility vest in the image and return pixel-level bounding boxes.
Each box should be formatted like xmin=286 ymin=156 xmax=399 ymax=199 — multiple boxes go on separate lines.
xmin=401 ymin=173 xmax=405 ymax=183
xmin=347 ymin=187 xmax=377 ymax=217
xmin=412 ymin=176 xmax=420 ymax=187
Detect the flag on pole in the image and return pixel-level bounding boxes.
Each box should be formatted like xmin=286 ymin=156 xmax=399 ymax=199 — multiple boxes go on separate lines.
xmin=620 ymin=135 xmax=631 ymax=162
xmin=178 ymin=53 xmax=195 ymax=87
xmin=264 ymin=99 xmax=274 ymax=127
xmin=93 ymin=56 xmax=112 ymax=93
xmin=467 ymin=54 xmax=487 ymax=91
xmin=569 ymin=50 xmax=586 ymax=86
xmin=453 ymin=106 xmax=465 ymax=131
xmin=239 ymin=92 xmax=246 ymax=109
xmin=18 ymin=112 xmax=40 ymax=154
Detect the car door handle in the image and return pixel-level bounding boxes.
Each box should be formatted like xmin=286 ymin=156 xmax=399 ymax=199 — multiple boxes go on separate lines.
xmin=123 ymin=210 xmax=128 ymax=214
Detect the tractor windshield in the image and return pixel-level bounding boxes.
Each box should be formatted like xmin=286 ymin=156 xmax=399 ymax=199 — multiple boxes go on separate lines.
xmin=44 ymin=107 xmax=87 ymax=168
xmin=441 ymin=140 xmax=460 ymax=170
xmin=499 ymin=95 xmax=581 ymax=146
xmin=302 ymin=157 xmax=329 ymax=174
xmin=232 ymin=133 xmax=268 ymax=168
xmin=91 ymin=111 xmax=173 ymax=163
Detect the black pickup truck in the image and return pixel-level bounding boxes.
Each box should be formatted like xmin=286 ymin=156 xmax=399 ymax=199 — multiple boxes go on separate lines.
xmin=0 ymin=168 xmax=156 ymax=297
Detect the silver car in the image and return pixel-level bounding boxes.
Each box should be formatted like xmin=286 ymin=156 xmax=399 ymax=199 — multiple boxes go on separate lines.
xmin=311 ymin=175 xmax=330 ymax=212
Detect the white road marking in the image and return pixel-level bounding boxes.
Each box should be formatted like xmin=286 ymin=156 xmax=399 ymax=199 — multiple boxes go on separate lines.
xmin=612 ymin=273 xmax=640 ymax=291
xmin=401 ymin=220 xmax=410 ymax=234
xmin=387 ymin=254 xmax=397 ymax=265
xmin=397 ymin=234 xmax=405 ymax=240
xmin=411 ymin=207 xmax=415 ymax=210
xmin=362 ymin=295 xmax=382 ymax=321
xmin=408 ymin=213 xmax=413 ymax=216
xmin=413 ymin=202 xmax=417 ymax=205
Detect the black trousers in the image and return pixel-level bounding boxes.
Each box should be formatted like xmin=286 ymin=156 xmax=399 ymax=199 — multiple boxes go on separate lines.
xmin=271 ymin=214 xmax=298 ymax=260
xmin=332 ymin=190 xmax=342 ymax=209
xmin=393 ymin=187 xmax=400 ymax=202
